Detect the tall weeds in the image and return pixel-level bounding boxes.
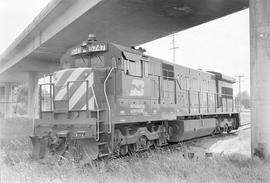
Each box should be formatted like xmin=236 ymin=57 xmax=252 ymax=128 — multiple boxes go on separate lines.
xmin=1 ymin=139 xmax=269 ymax=183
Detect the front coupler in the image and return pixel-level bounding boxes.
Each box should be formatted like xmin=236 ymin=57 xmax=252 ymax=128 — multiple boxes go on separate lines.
xmin=30 ymin=132 xmax=99 ymax=161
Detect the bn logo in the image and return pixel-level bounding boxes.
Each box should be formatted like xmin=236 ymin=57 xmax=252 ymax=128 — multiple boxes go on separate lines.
xmin=129 ymin=79 xmax=144 ymax=96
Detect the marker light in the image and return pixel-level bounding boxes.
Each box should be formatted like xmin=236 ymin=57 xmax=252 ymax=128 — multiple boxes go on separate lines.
xmin=81 ymin=41 xmax=87 ymax=47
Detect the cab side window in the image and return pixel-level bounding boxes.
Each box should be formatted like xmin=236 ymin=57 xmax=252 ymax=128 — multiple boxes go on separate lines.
xmin=122 ymin=51 xmax=149 ymax=78
xmin=122 ymin=51 xmax=143 ymax=77
xmin=144 ymin=61 xmax=149 ymax=77
xmin=123 ymin=59 xmax=142 ymax=77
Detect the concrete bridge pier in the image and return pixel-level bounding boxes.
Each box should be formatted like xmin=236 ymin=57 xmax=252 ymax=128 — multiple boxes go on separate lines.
xmin=27 ymin=71 xmax=39 ymax=119
xmin=3 ymin=82 xmax=13 ymax=118
xmin=250 ymin=0 xmax=270 ymax=159
xmin=0 ymin=82 xmax=17 ymax=119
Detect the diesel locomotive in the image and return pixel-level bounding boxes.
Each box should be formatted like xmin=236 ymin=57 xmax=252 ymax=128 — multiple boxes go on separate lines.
xmin=31 ymin=35 xmax=240 ymax=161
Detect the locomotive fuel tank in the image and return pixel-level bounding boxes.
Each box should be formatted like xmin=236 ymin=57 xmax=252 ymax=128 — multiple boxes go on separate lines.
xmin=168 ymin=118 xmax=217 ymax=142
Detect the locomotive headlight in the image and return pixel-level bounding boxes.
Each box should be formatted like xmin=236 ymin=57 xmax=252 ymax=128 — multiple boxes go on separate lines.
xmin=81 ymin=41 xmax=87 ymax=47
xmin=73 ymin=111 xmax=79 ymax=118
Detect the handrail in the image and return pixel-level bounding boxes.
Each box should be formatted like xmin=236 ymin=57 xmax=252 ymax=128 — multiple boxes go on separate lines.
xmin=104 ymin=67 xmax=116 ymax=134
xmin=160 ymin=86 xmax=238 ymax=113
xmin=176 ymin=79 xmax=182 ymax=90
xmin=90 ymin=85 xmax=100 ymax=141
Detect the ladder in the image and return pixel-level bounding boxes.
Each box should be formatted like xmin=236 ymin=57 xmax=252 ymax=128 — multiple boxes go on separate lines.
xmin=90 ymin=67 xmax=115 ymax=157
xmin=90 ymin=86 xmax=110 ymax=157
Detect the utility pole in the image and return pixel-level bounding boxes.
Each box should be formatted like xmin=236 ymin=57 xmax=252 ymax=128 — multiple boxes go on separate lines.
xmin=169 ymin=32 xmax=179 ymax=66
xmin=235 ymin=75 xmax=244 ymax=112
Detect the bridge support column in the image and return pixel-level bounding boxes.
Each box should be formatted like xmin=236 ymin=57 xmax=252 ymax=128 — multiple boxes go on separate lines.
xmin=27 ymin=71 xmax=39 ymax=118
xmin=250 ymin=0 xmax=270 ymax=159
xmin=4 ymin=83 xmax=12 ymax=118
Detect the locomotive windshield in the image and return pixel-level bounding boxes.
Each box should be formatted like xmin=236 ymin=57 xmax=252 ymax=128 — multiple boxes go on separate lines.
xmin=73 ymin=54 xmax=105 ymax=68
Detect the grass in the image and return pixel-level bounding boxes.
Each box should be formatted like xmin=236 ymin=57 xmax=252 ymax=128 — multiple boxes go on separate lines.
xmin=0 ymin=117 xmax=33 ymax=139
xmin=1 ymin=116 xmax=269 ymax=183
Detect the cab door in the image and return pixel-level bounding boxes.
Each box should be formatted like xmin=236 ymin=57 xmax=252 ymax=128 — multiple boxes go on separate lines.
xmin=119 ymin=51 xmax=151 ymax=117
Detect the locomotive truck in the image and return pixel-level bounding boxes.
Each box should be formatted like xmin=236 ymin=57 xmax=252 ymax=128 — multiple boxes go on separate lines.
xmin=31 ymin=34 xmax=240 ymax=161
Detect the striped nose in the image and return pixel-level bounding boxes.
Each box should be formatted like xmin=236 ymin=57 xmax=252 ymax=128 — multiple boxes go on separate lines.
xmin=54 ymin=68 xmax=95 ymax=111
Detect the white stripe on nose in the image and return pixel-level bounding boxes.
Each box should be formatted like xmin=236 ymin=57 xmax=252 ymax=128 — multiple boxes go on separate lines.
xmin=55 ymin=68 xmax=86 ymax=100
xmin=68 ymin=72 xmax=94 ymax=110
xmin=80 ymin=96 xmax=95 ymax=110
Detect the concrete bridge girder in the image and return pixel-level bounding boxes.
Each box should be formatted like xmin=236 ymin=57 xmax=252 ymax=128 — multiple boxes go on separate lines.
xmin=0 ymin=0 xmax=248 ymax=79
xmin=0 ymin=60 xmax=59 ymax=83
xmin=0 ymin=0 xmax=103 ymax=75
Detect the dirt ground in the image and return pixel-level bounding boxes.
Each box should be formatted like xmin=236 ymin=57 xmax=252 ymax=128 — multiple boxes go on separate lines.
xmin=180 ymin=112 xmax=251 ymax=158
xmin=185 ymin=126 xmax=251 ymax=159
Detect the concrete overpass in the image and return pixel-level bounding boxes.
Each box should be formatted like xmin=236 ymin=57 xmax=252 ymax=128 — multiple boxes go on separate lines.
xmin=0 ymin=0 xmax=270 ymax=159
xmin=0 ymin=0 xmax=248 ymax=118
xmin=0 ymin=0 xmax=248 ymax=82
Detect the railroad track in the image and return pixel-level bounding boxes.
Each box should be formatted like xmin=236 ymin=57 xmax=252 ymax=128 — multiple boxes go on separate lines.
xmin=240 ymin=122 xmax=251 ymax=127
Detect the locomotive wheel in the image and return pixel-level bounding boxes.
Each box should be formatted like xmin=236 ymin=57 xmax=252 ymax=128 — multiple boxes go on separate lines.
xmin=64 ymin=139 xmax=98 ymax=163
xmin=211 ymin=127 xmax=221 ymax=136
xmin=227 ymin=126 xmax=232 ymax=134
xmin=119 ymin=145 xmax=128 ymax=156
xmin=224 ymin=124 xmax=229 ymax=134
xmin=211 ymin=130 xmax=216 ymax=136
xmin=128 ymin=144 xmax=136 ymax=155
xmin=138 ymin=136 xmax=150 ymax=150
xmin=153 ymin=139 xmax=162 ymax=150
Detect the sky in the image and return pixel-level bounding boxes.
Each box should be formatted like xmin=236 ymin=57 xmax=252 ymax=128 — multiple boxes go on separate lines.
xmin=0 ymin=0 xmax=51 ymax=53
xmin=0 ymin=0 xmax=250 ymax=94
xmin=141 ymin=9 xmax=250 ymax=94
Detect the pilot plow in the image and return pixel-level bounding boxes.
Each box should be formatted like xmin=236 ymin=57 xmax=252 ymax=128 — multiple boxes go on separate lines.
xmin=30 ymin=130 xmax=99 ymax=163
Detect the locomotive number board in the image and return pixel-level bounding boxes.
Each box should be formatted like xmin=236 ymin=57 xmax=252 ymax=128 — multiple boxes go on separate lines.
xmin=71 ymin=43 xmax=107 ymax=56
